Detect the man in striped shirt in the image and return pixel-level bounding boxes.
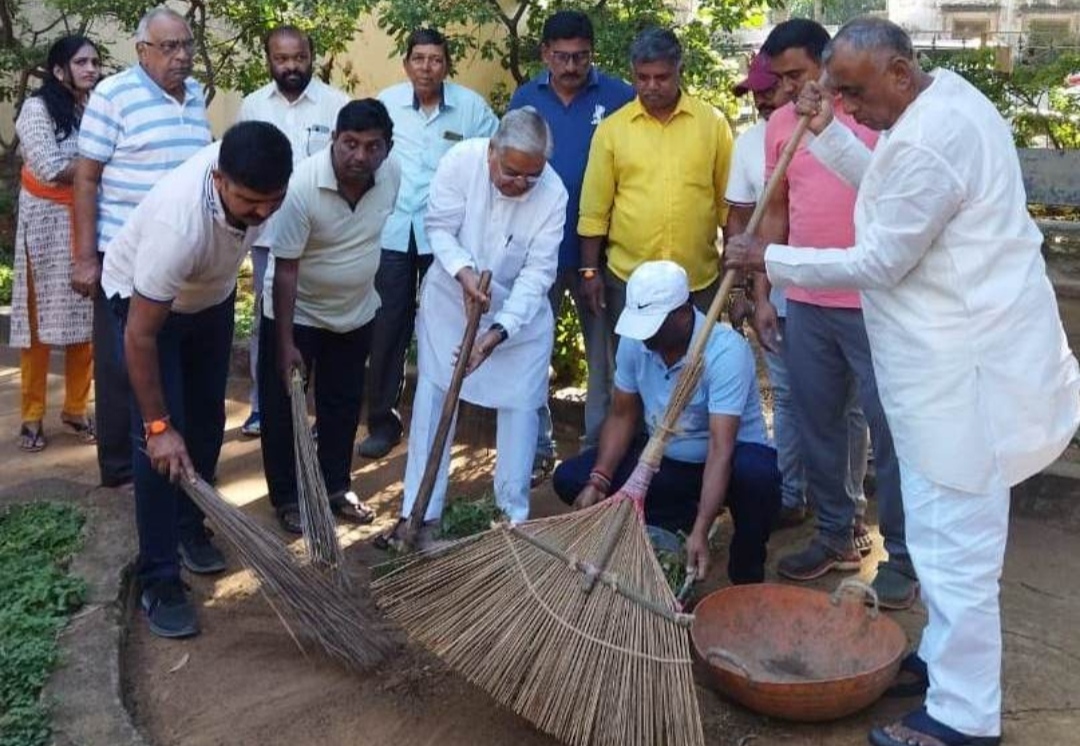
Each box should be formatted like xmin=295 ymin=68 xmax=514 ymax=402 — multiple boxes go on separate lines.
xmin=72 ymin=7 xmax=212 ymax=493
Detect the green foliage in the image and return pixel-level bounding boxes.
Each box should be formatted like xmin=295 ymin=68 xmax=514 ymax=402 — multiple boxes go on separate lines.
xmin=46 ymin=0 xmax=367 ymax=100
xmin=439 ymin=493 xmax=503 ymax=539
xmin=0 ymin=503 xmax=86 ymax=746
xmin=551 ymin=290 xmax=586 ymax=389
xmin=784 ymin=0 xmax=886 ymax=26
xmin=234 ymin=284 xmax=256 ymax=341
xmin=369 ymin=0 xmax=774 ymax=116
xmin=923 ymin=47 xmax=1080 ymax=148
xmin=0 ymin=265 xmax=12 ymax=306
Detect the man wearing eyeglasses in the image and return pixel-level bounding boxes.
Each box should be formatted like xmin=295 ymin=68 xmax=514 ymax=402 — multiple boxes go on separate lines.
xmin=508 ymin=10 xmax=634 ymax=485
xmin=358 ymin=28 xmax=498 ymax=461
xmin=376 ymin=108 xmax=566 ymax=547
xmin=235 ymin=25 xmax=350 ymax=439
xmin=73 ymin=7 xmax=211 ymax=494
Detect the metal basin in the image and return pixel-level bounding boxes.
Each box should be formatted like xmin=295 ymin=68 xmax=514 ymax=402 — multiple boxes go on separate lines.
xmin=690 ymin=580 xmax=908 ymax=722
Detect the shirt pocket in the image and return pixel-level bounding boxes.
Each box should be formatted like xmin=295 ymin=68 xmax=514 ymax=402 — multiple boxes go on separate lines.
xmin=491 ymin=236 xmax=529 ymax=286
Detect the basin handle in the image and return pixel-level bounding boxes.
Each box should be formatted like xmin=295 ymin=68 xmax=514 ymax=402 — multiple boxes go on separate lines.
xmin=831 ymin=578 xmax=880 ymax=620
xmin=706 ymin=647 xmax=753 ymax=682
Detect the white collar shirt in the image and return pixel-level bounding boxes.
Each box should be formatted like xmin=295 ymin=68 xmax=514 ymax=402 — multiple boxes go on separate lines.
xmin=238 ymin=78 xmax=350 ymax=164
xmin=101 ymin=142 xmax=262 ymax=313
xmin=764 ymin=69 xmax=1080 ymax=492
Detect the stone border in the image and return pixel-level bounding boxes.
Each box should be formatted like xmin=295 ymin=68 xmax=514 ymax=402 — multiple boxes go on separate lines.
xmin=0 ymin=477 xmax=149 ymax=746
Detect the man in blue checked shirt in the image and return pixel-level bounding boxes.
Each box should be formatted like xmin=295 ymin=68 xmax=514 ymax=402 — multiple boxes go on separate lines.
xmin=508 ymin=10 xmax=635 ymax=483
xmin=72 ymin=6 xmax=211 ymax=491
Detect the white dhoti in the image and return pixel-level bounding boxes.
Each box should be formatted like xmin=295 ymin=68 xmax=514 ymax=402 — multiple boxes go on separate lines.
xmin=901 ymin=461 xmax=1010 ymax=737
xmin=400 ymin=376 xmax=539 ymax=523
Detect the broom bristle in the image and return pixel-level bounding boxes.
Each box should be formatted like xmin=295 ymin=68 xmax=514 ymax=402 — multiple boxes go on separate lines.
xmin=289 ymin=374 xmax=348 ymax=586
xmin=182 ymin=477 xmax=397 ymax=669
xmin=372 ymin=497 xmax=704 ymax=746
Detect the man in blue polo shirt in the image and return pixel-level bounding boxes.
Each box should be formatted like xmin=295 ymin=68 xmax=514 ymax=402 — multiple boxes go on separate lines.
xmin=72 ymin=7 xmax=211 ymax=490
xmin=358 ymin=28 xmax=498 ymax=459
xmin=509 ymin=10 xmax=634 ymax=482
xmin=552 ymin=261 xmax=781 ymax=583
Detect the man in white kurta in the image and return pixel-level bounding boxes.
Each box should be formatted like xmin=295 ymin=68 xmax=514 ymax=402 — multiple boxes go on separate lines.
xmin=727 ymin=18 xmax=1080 ymax=746
xmin=397 ymin=108 xmax=567 ymax=531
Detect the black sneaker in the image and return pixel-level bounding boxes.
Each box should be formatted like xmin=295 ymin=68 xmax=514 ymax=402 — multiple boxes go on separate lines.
xmin=179 ymin=534 xmax=227 ymax=574
xmin=356 ymin=433 xmax=398 ymax=459
xmin=141 ymin=579 xmax=199 ymax=638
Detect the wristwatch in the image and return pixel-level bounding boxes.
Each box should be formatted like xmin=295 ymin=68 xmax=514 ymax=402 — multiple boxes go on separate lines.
xmin=144 ymin=416 xmax=170 ymax=438
xmin=489 ymin=323 xmax=509 ymax=344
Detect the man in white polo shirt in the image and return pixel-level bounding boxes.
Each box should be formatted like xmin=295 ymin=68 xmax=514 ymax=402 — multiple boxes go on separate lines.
xmin=358 ymin=27 xmax=498 ymax=460
xmin=236 ymin=24 xmax=350 ymax=437
xmin=72 ymin=7 xmax=211 ymax=489
xmin=258 ymin=99 xmax=401 ymax=534
xmin=101 ymin=121 xmax=292 ymax=639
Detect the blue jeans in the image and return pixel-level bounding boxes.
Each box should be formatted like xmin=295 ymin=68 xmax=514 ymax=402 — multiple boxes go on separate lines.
xmin=552 ymin=438 xmax=782 ymax=584
xmin=111 ymin=293 xmax=235 ymax=586
xmin=536 ymin=270 xmax=613 ymax=458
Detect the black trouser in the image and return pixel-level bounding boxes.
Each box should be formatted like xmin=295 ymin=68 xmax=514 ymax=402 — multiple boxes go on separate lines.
xmin=93 ymin=266 xmax=133 ymax=487
xmin=258 ymin=315 xmax=372 ymax=511
xmin=552 ymin=438 xmax=782 ymax=584
xmin=364 ymin=234 xmax=433 ymax=442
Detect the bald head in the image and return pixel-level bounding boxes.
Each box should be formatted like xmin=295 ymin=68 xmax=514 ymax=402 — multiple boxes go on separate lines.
xmin=822 ymin=16 xmax=930 ymax=131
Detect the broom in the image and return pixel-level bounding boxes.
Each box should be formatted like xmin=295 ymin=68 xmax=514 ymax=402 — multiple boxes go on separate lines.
xmin=181 ymin=476 xmax=396 ymax=668
xmin=373 ymin=117 xmax=812 ymax=746
xmin=379 ymin=269 xmax=492 ymax=551
xmin=289 ymin=369 xmax=348 ymax=585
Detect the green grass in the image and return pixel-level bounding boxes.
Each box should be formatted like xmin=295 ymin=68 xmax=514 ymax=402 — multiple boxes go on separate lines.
xmin=0 ymin=503 xmax=86 ymax=746
xmin=439 ymin=493 xmax=504 ymax=540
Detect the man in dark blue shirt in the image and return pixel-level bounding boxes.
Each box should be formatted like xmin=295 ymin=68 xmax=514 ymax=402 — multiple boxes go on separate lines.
xmin=508 ymin=10 xmax=634 ymax=480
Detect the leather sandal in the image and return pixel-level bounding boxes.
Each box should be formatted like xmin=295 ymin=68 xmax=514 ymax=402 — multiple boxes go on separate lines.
xmin=329 ymin=491 xmax=375 ymax=525
xmin=60 ymin=413 xmax=97 ymax=444
xmin=869 ymin=707 xmax=1001 ymax=746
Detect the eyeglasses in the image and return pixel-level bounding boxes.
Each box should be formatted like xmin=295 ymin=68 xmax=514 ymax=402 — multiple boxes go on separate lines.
xmin=141 ymin=38 xmax=195 ymax=56
xmin=549 ymin=50 xmax=592 ymax=67
xmin=493 ymin=156 xmax=542 ymax=187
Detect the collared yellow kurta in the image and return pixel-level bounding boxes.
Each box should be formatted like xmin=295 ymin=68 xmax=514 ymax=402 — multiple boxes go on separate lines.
xmin=578 ymin=93 xmax=733 ymax=290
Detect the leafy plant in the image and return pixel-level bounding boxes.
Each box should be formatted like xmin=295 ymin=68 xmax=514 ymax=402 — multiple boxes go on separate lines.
xmin=439 ymin=493 xmax=504 ymax=540
xmin=0 ymin=502 xmax=86 ymax=746
xmin=551 ymin=290 xmax=587 ymax=389
xmin=0 ymin=265 xmax=13 ymax=306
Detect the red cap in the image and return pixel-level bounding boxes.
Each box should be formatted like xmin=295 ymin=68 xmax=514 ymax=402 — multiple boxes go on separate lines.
xmin=733 ymin=54 xmax=778 ymax=96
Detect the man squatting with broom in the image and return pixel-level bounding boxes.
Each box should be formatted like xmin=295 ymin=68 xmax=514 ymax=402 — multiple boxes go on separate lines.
xmin=727 ymin=17 xmax=1080 ymax=746
xmin=100 ymin=122 xmax=293 ymax=639
xmin=553 ymin=260 xmax=782 ymax=583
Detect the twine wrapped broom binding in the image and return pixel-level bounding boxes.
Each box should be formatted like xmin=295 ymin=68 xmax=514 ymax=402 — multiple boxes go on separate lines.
xmin=289 ymin=370 xmax=348 ymax=587
xmin=181 ymin=476 xmax=396 ymax=669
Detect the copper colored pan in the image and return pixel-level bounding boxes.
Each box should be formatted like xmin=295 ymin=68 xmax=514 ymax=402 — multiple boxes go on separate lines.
xmin=690 ymin=579 xmax=908 ymax=722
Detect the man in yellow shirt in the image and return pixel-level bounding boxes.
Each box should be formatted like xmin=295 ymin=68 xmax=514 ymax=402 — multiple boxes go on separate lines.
xmin=578 ymin=26 xmax=733 ymax=331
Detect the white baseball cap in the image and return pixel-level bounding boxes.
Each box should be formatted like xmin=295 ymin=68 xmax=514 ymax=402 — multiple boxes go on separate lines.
xmin=615 ymin=260 xmax=691 ymax=340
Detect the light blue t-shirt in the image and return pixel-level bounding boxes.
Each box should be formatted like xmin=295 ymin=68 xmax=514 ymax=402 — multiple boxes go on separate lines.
xmin=614 ymin=309 xmax=770 ymax=463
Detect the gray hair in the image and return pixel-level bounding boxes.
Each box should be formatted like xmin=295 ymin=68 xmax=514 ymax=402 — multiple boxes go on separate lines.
xmin=491 ymin=107 xmax=553 ymax=160
xmin=824 ymin=16 xmax=915 ymax=63
xmin=629 ymin=27 xmax=682 ymax=68
xmin=136 ymin=7 xmax=190 ymax=43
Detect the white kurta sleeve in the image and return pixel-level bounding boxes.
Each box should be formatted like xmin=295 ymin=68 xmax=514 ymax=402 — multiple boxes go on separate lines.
xmin=492 ymin=189 xmax=566 ymax=338
xmin=766 ymin=142 xmax=964 ymax=290
xmin=425 ymin=147 xmax=476 ymax=280
xmin=807 ymin=118 xmax=874 ymax=189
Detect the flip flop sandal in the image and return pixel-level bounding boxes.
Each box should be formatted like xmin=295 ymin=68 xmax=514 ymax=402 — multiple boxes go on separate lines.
xmin=869 ymin=707 xmax=1001 ymax=746
xmin=885 ymin=652 xmax=929 ymax=698
xmin=330 ymin=491 xmax=376 ymax=525
xmin=19 ymin=422 xmax=46 ymax=452
xmin=61 ymin=414 xmax=97 ymax=444
xmin=372 ymin=517 xmax=406 ymax=551
xmin=854 ymin=520 xmax=874 ymax=557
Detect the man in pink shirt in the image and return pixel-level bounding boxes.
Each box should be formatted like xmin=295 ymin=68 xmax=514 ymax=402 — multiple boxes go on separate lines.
xmin=753 ymin=19 xmax=916 ymax=608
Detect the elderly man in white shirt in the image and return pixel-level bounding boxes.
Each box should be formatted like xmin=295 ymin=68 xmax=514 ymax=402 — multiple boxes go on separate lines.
xmin=727 ymin=18 xmax=1080 ymax=746
xmin=236 ymin=25 xmax=350 ymax=437
xmin=376 ymin=107 xmax=566 ymax=546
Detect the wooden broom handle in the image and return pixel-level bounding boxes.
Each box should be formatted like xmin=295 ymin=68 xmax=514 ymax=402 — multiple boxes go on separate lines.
xmin=637 ymin=114 xmax=812 ymax=469
xmin=404 ymin=270 xmax=493 ymax=548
